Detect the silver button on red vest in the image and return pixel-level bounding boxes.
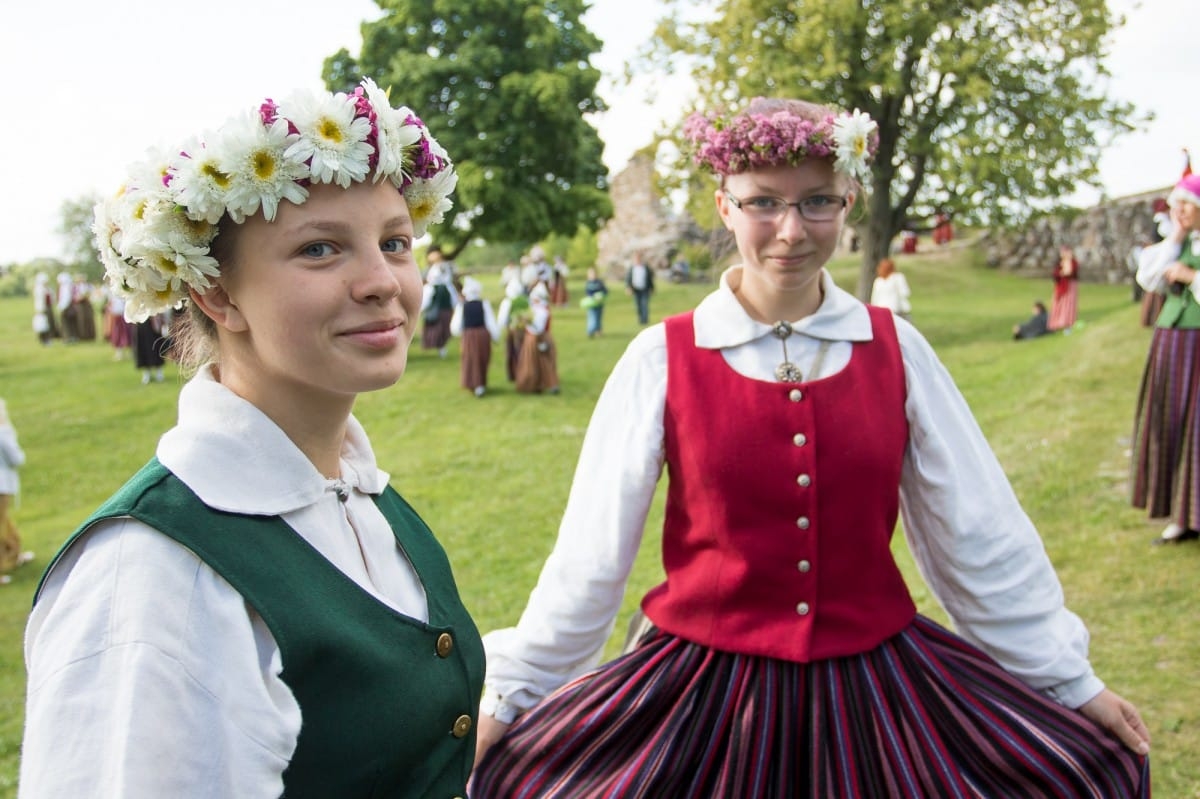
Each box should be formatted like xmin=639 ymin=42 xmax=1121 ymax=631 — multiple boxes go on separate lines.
xmin=796 ymin=516 xmax=810 ymax=530
xmin=796 ymin=602 xmax=811 ymax=616
xmin=797 ymin=560 xmax=811 ymax=572
xmin=789 ymin=389 xmax=803 ymax=402
xmin=797 ymin=474 xmax=811 ymax=487
xmin=793 ymin=433 xmax=807 ymax=446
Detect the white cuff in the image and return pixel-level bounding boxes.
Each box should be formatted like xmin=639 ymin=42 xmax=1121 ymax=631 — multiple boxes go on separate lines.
xmin=479 ymin=688 xmax=520 ymax=724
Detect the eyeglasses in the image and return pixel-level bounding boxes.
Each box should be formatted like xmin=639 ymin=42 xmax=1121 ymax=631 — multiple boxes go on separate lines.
xmin=724 ymin=192 xmax=847 ymax=223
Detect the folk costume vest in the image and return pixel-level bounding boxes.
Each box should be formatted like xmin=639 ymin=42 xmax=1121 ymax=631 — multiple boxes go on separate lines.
xmin=643 ymin=306 xmax=917 ymax=662
xmin=36 ymin=459 xmax=483 ymax=799
xmin=1155 ymin=238 xmax=1200 ymax=329
xmin=461 ymin=299 xmax=486 ymax=329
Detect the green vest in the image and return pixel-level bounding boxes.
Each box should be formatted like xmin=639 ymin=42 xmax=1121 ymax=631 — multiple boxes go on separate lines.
xmin=37 ymin=459 xmax=484 ymax=799
xmin=1155 ymin=239 xmax=1200 ymax=329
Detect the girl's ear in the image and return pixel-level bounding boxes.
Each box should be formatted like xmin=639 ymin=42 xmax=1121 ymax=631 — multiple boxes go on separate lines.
xmin=714 ymin=188 xmax=735 ymax=231
xmin=188 ymin=283 xmax=248 ymax=333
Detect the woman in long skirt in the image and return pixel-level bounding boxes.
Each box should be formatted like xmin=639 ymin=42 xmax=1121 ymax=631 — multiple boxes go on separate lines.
xmin=470 ymin=97 xmax=1149 ymax=798
xmin=450 ymin=277 xmax=500 ymax=397
xmin=1048 ymin=245 xmax=1080 ymax=332
xmin=1132 ymin=173 xmax=1200 ymax=545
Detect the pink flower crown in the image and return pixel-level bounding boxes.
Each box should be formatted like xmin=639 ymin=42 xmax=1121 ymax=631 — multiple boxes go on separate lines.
xmin=683 ymin=102 xmax=879 ymax=181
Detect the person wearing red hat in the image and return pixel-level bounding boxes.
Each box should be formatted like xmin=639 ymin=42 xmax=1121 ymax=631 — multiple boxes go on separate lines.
xmin=1132 ymin=173 xmax=1200 ymax=544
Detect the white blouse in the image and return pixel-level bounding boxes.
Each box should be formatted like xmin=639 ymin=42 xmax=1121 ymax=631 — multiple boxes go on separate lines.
xmin=1136 ymin=233 xmax=1200 ymax=295
xmin=482 ymin=267 xmax=1103 ymax=721
xmin=21 ymin=366 xmax=427 ymax=799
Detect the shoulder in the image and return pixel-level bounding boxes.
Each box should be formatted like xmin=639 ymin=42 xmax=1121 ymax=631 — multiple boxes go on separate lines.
xmin=31 ymin=518 xmax=256 ymax=672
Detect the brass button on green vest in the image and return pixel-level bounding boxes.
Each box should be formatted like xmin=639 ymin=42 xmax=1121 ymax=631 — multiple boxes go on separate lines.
xmin=452 ymin=714 xmax=473 ymax=738
xmin=436 ymin=632 xmax=454 ymax=658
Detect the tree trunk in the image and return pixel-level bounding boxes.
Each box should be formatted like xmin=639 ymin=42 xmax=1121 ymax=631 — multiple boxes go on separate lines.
xmin=856 ymin=192 xmax=896 ymax=300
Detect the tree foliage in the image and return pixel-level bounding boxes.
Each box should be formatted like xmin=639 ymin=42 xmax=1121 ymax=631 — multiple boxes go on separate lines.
xmin=650 ymin=0 xmax=1145 ymax=295
xmin=324 ymin=0 xmax=613 ymax=258
xmin=57 ymin=194 xmax=104 ymax=282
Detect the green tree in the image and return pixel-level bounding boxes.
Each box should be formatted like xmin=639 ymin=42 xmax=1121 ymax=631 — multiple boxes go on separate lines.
xmin=651 ymin=0 xmax=1145 ymax=296
xmin=324 ymin=0 xmax=613 ymax=259
xmin=57 ymin=195 xmax=104 ymax=282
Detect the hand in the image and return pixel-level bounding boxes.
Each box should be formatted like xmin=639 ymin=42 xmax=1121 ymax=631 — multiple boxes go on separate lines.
xmin=474 ymin=714 xmax=511 ymax=768
xmin=1077 ymin=688 xmax=1150 ymax=756
xmin=1164 ymin=261 xmax=1196 ymax=286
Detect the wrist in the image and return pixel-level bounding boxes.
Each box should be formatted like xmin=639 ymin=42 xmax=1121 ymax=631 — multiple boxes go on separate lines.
xmin=479 ymin=690 xmax=520 ymax=724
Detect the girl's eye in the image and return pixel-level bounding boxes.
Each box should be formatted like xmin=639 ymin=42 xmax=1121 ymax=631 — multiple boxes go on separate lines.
xmin=302 ymin=242 xmax=335 ymax=258
xmin=381 ymin=237 xmax=411 ymax=254
xmin=746 ymin=197 xmax=783 ymax=210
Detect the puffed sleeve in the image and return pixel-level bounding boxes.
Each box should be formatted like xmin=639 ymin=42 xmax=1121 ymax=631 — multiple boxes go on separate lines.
xmin=894 ymin=320 xmax=1104 ymax=709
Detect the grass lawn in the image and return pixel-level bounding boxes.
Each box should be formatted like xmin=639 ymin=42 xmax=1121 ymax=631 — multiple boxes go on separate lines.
xmin=0 ymin=244 xmax=1196 ymax=796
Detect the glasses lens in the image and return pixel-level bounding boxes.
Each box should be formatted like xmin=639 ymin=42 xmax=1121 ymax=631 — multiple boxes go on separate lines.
xmin=800 ymin=197 xmax=842 ymax=221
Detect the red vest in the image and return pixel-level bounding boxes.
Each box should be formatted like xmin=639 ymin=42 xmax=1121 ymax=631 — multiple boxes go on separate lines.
xmin=642 ymin=306 xmax=916 ymax=662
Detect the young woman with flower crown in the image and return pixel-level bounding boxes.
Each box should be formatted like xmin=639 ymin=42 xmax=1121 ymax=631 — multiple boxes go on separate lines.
xmin=19 ymin=79 xmax=483 ymax=798
xmin=468 ymin=97 xmax=1150 ymax=797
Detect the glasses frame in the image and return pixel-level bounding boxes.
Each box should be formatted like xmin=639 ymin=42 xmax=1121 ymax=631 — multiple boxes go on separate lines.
xmin=723 ymin=191 xmax=848 ymax=223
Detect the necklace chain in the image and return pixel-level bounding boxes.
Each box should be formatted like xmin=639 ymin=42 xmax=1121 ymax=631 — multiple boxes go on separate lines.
xmin=771 ymin=321 xmax=804 ymax=383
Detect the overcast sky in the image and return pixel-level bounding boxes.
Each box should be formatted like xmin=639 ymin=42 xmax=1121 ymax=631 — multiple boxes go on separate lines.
xmin=0 ymin=0 xmax=1192 ymax=264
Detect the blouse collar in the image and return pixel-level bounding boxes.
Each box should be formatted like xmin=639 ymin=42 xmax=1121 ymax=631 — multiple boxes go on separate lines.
xmin=693 ymin=266 xmax=874 ymax=350
xmin=157 ymin=365 xmax=388 ymax=515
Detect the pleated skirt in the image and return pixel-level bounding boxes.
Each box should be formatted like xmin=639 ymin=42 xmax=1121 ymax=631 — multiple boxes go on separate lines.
xmin=1131 ymin=325 xmax=1200 ymax=527
xmin=514 ymin=331 xmax=558 ymax=394
xmin=421 ymin=309 xmax=453 ymax=350
xmin=469 ymin=617 xmax=1148 ymax=798
xmin=459 ymin=327 xmax=492 ymax=390
xmin=1048 ymin=282 xmax=1079 ymax=331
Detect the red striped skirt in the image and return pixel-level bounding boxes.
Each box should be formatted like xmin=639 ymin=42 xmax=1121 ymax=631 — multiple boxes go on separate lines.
xmin=470 ymin=617 xmax=1148 ymax=798
xmin=1131 ymin=326 xmax=1200 ymax=527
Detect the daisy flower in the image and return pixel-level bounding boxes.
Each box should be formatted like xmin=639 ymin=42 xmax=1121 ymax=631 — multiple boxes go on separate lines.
xmin=405 ymin=166 xmax=458 ymax=237
xmin=833 ymin=109 xmax=878 ymax=181
xmin=280 ymin=89 xmax=374 ymax=188
xmin=171 ymin=138 xmax=233 ymax=224
xmin=216 ymin=111 xmax=309 ymax=222
xmin=361 ymin=78 xmax=423 ymax=184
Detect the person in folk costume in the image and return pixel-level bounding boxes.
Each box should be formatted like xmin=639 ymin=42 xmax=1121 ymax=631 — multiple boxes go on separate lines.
xmin=1047 ymin=244 xmax=1081 ymax=332
xmin=513 ymin=283 xmax=559 ymax=395
xmin=1132 ymin=172 xmax=1200 ymax=546
xmin=527 ymin=246 xmax=554 ymax=295
xmin=469 ymin=97 xmax=1149 ymax=798
xmin=550 ymin=255 xmax=570 ymax=306
xmin=420 ymin=249 xmax=459 ymax=358
xmin=70 ymin=274 xmax=98 ymax=341
xmin=497 ymin=279 xmax=530 ymax=383
xmin=869 ymin=256 xmax=912 ymax=321
xmin=105 ymin=291 xmax=133 ymax=360
xmin=56 ymin=272 xmax=78 ymax=342
xmin=20 ymin=78 xmax=483 ymax=798
xmin=0 ymin=398 xmax=32 ymax=585
xmin=450 ymin=276 xmax=501 ymax=397
xmin=31 ymin=273 xmax=59 ymax=345
xmin=134 ymin=312 xmax=169 ymax=384
xmin=932 ymin=209 xmax=953 ymax=246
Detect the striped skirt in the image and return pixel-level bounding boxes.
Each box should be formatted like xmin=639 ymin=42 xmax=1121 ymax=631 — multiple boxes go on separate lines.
xmin=469 ymin=617 xmax=1148 ymax=798
xmin=1131 ymin=326 xmax=1200 ymax=528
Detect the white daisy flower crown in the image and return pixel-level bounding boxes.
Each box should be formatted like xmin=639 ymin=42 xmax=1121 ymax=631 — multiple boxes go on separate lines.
xmin=94 ymin=78 xmax=456 ymax=322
